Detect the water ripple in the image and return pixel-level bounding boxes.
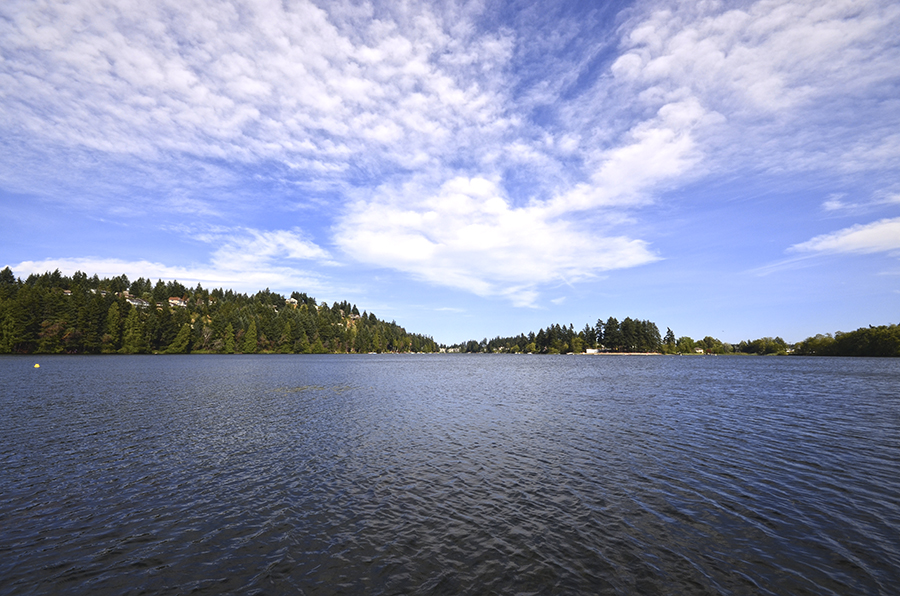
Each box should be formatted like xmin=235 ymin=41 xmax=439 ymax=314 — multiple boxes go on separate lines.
xmin=1 ymin=354 xmax=898 ymax=594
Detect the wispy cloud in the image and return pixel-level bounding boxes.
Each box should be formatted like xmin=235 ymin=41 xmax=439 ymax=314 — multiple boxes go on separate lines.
xmin=821 ymin=190 xmax=900 ymax=214
xmin=790 ymin=217 xmax=900 ymax=255
xmin=8 ymin=226 xmax=334 ymax=294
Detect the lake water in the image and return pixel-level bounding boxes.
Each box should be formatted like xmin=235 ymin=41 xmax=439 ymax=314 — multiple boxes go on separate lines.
xmin=1 ymin=354 xmax=898 ymax=595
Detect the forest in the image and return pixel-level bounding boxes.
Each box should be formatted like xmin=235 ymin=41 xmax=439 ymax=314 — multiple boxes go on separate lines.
xmin=0 ymin=267 xmax=438 ymax=355
xmin=451 ymin=318 xmax=900 ymax=357
xmin=448 ymin=317 xmax=797 ymax=355
xmin=1 ymin=267 xmax=897 ymax=356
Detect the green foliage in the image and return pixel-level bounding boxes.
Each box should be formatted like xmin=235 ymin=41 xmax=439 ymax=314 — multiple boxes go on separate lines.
xmin=454 ymin=317 xmax=662 ymax=354
xmin=3 ymin=267 xmax=895 ymax=358
xmin=737 ymin=336 xmax=788 ymax=355
xmin=243 ymin=321 xmax=258 ymax=354
xmin=794 ymin=325 xmax=900 ymax=357
xmin=676 ymin=336 xmax=696 ymax=354
xmin=662 ymin=327 xmax=676 ymax=353
xmin=165 ymin=323 xmax=192 ymax=354
xmin=102 ymin=302 xmax=122 ymax=353
xmin=224 ymin=323 xmax=235 ymax=354
xmin=121 ymin=308 xmax=150 ymax=354
xmin=0 ymin=268 xmax=437 ymax=355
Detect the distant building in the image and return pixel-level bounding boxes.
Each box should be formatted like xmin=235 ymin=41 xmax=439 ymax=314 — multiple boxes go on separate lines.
xmin=168 ymin=297 xmax=187 ymax=308
xmin=127 ymin=297 xmax=150 ymax=309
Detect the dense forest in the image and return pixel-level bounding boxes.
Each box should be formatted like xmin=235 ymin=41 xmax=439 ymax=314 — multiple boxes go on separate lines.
xmin=1 ymin=268 xmax=897 ymax=356
xmin=452 ymin=318 xmax=900 ymax=357
xmin=0 ymin=268 xmax=438 ymax=355
xmin=448 ymin=317 xmax=797 ymax=355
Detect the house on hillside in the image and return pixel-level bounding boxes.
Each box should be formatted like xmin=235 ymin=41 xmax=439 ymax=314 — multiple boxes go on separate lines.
xmin=127 ymin=297 xmax=150 ymax=309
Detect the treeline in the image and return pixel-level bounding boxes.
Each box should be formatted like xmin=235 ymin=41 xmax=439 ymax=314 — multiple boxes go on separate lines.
xmin=453 ymin=317 xmax=900 ymax=357
xmin=792 ymin=325 xmax=900 ymax=357
xmin=0 ymin=268 xmax=438 ymax=355
xmin=452 ymin=316 xmax=794 ymax=355
xmin=453 ymin=317 xmax=663 ymax=354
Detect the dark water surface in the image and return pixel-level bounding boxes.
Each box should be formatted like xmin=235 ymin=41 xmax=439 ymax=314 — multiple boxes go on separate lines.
xmin=2 ymin=354 xmax=898 ymax=595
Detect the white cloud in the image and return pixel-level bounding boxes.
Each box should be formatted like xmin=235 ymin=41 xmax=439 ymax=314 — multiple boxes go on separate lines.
xmin=820 ymin=189 xmax=900 ymax=214
xmin=605 ymin=0 xmax=900 ymax=173
xmin=207 ymin=228 xmax=332 ymax=270
xmin=7 ymin=257 xmax=322 ymax=295
xmin=4 ymin=0 xmax=899 ymax=307
xmin=7 ymin=226 xmax=334 ymax=295
xmin=0 ymin=0 xmax=511 ymax=197
xmin=822 ymin=194 xmax=849 ymax=212
xmin=790 ymin=218 xmax=900 ymax=255
xmin=335 ymin=177 xmax=658 ymax=305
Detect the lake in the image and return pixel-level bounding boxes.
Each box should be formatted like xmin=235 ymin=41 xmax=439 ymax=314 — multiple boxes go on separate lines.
xmin=1 ymin=354 xmax=898 ymax=594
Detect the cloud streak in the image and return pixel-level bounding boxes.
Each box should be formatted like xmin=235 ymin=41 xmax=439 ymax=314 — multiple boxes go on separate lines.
xmin=791 ymin=218 xmax=900 ymax=256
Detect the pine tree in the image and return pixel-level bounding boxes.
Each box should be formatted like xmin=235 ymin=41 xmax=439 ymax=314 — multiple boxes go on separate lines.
xmin=121 ymin=308 xmax=149 ymax=354
xmin=243 ymin=320 xmax=258 ymax=353
xmin=166 ymin=323 xmax=192 ymax=354
xmin=102 ymin=302 xmax=122 ymax=353
xmin=224 ymin=323 xmax=235 ymax=354
xmin=277 ymin=320 xmax=293 ymax=353
xmin=294 ymin=329 xmax=311 ymax=353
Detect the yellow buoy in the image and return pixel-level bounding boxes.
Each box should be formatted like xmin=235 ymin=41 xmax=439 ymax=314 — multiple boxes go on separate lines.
xmin=34 ymin=363 xmax=40 ymax=368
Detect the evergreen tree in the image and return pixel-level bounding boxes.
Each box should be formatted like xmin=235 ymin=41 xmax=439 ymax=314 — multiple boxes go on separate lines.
xmin=224 ymin=323 xmax=235 ymax=354
xmin=102 ymin=302 xmax=122 ymax=353
xmin=243 ymin=320 xmax=258 ymax=353
xmin=277 ymin=320 xmax=293 ymax=353
xmin=294 ymin=329 xmax=311 ymax=353
xmin=166 ymin=323 xmax=192 ymax=354
xmin=121 ymin=308 xmax=149 ymax=354
xmin=664 ymin=327 xmax=676 ymax=350
xmin=603 ymin=317 xmax=622 ymax=351
xmin=0 ymin=267 xmax=17 ymax=301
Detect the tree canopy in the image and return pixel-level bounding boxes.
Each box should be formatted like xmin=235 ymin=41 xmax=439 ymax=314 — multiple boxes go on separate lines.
xmin=0 ymin=267 xmax=437 ymax=355
xmin=1 ymin=267 xmax=896 ymax=357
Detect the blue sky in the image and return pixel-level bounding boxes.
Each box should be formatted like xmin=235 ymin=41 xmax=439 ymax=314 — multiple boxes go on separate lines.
xmin=2 ymin=0 xmax=899 ymax=345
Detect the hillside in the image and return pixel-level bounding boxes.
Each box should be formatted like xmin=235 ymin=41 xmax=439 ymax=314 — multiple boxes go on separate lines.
xmin=0 ymin=267 xmax=437 ymax=355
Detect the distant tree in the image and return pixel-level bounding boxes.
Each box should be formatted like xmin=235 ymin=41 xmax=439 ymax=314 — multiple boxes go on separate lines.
xmin=294 ymin=329 xmax=311 ymax=353
xmin=676 ymin=336 xmax=696 ymax=354
xmin=102 ymin=302 xmax=122 ymax=353
xmin=243 ymin=320 xmax=258 ymax=354
xmin=0 ymin=267 xmax=17 ymax=301
xmin=121 ymin=308 xmax=149 ymax=354
xmin=166 ymin=323 xmax=192 ymax=354
xmin=664 ymin=327 xmax=676 ymax=351
xmin=571 ymin=335 xmax=585 ymax=353
xmin=581 ymin=323 xmax=596 ymax=349
xmin=224 ymin=323 xmax=235 ymax=354
xmin=152 ymin=279 xmax=168 ymax=303
xmin=277 ymin=320 xmax=293 ymax=353
xmin=603 ymin=317 xmax=622 ymax=351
